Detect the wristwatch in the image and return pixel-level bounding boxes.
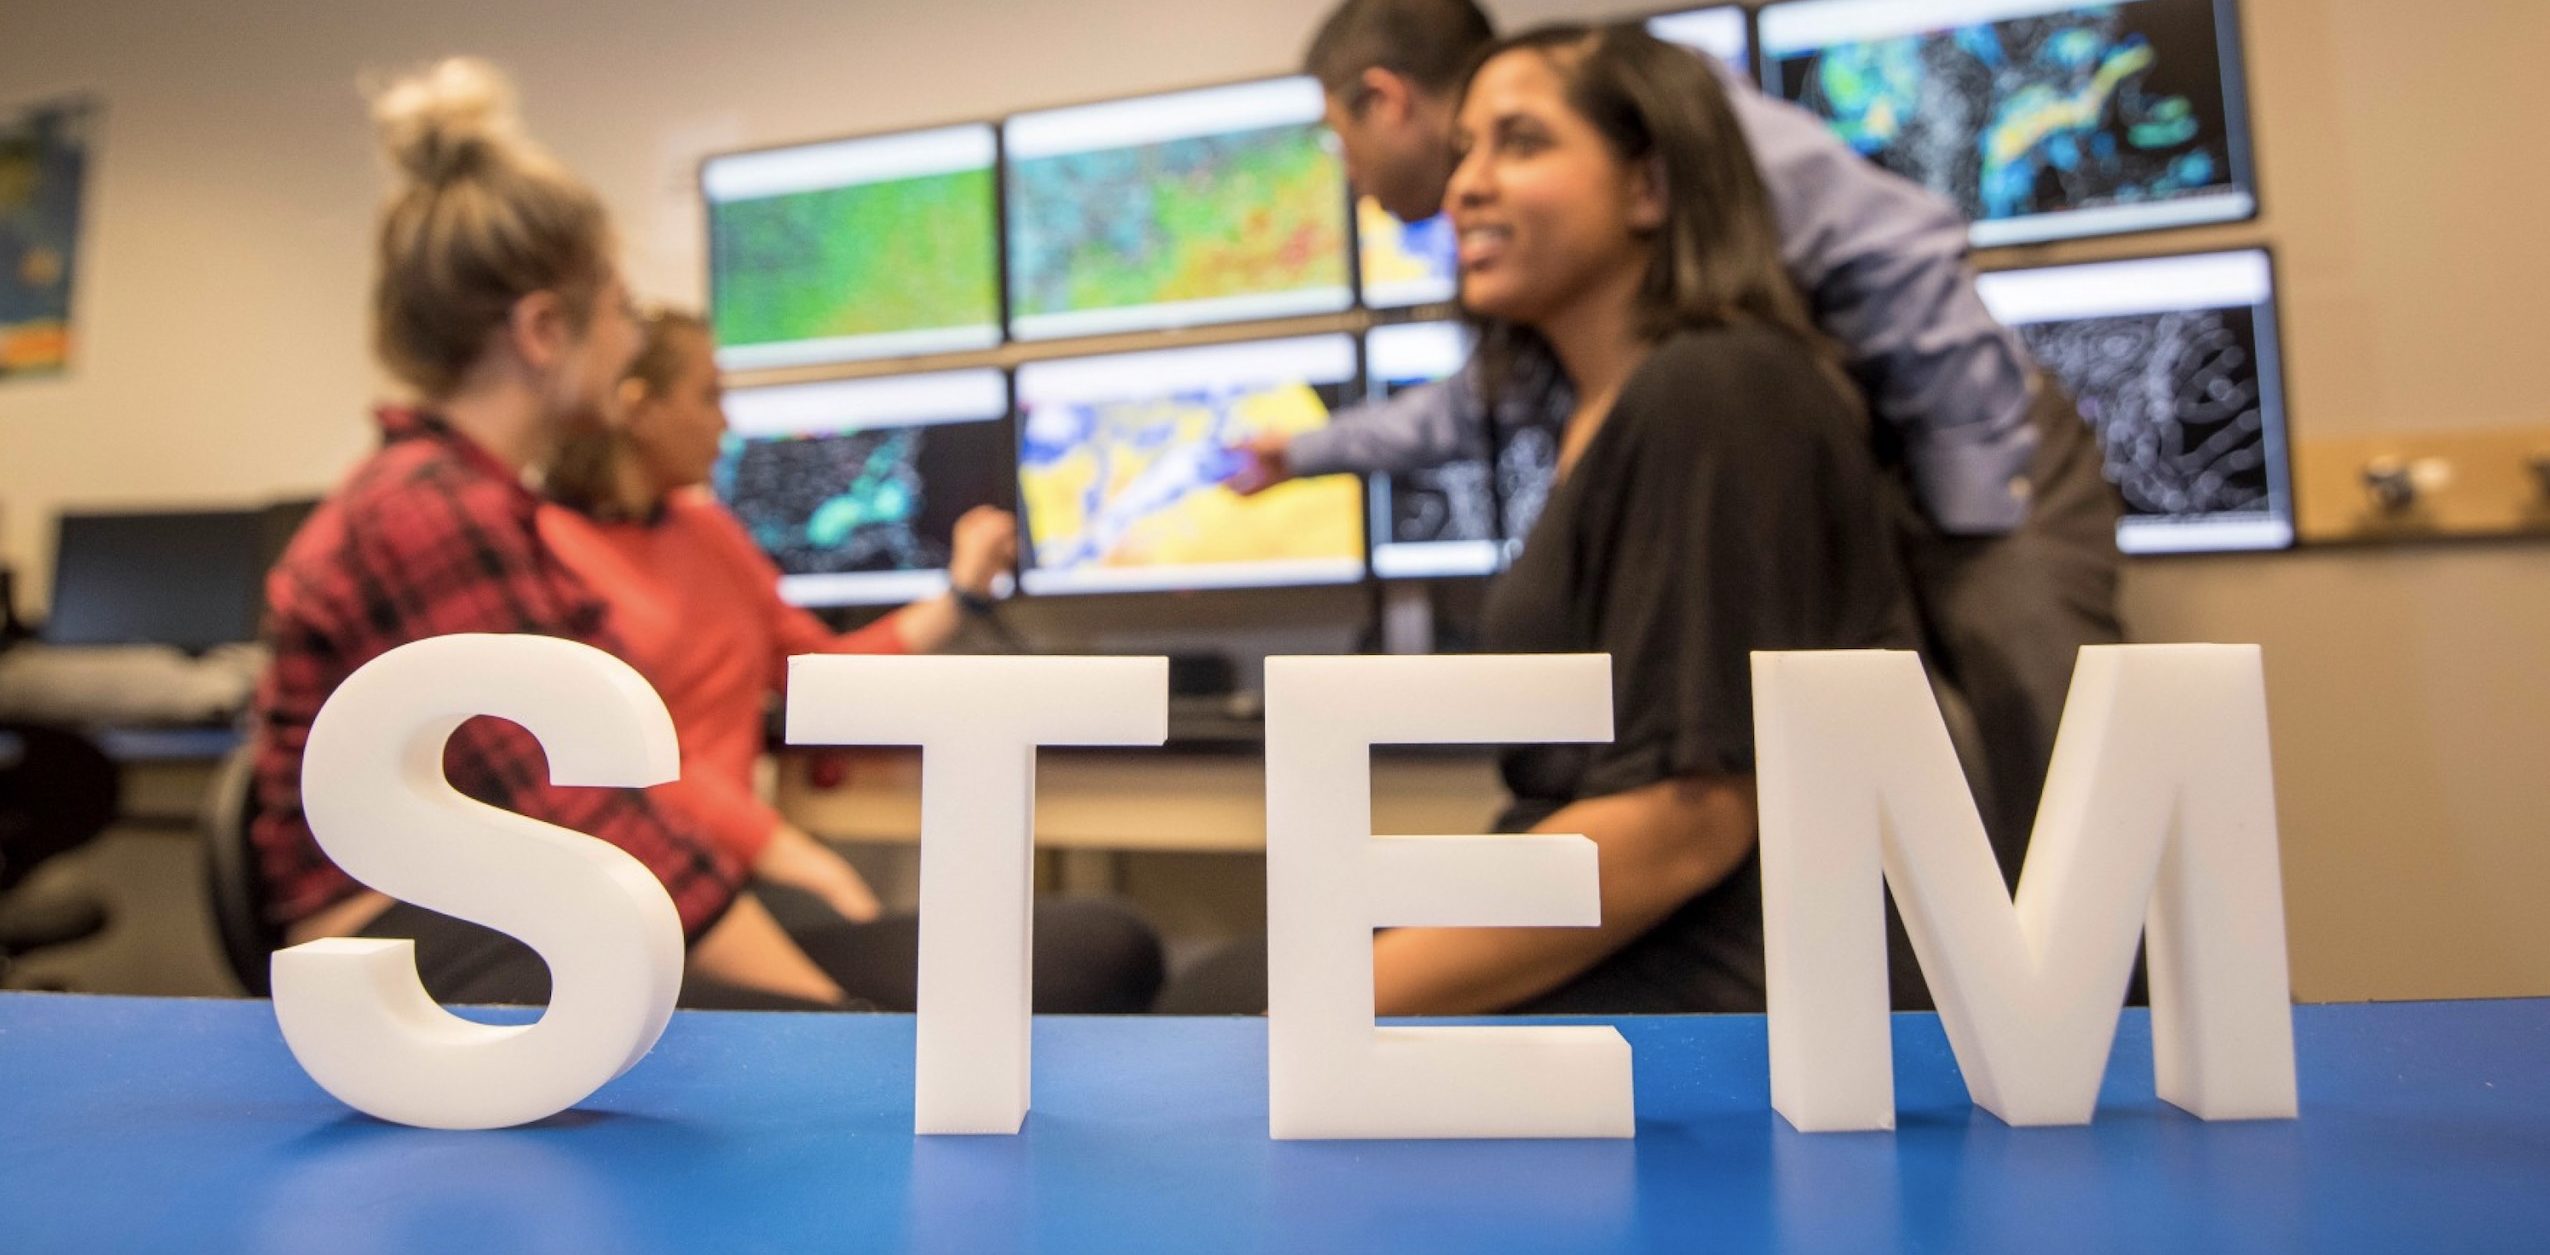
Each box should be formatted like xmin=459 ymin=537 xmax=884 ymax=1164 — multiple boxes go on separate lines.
xmin=952 ymin=586 xmax=999 ymax=618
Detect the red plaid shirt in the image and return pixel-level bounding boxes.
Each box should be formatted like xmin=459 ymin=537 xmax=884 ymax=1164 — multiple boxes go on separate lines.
xmin=250 ymin=407 xmax=742 ymax=937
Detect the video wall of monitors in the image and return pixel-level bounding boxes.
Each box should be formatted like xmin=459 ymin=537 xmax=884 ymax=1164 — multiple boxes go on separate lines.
xmin=1976 ymin=248 xmax=2293 ymax=554
xmin=713 ymin=370 xmax=1017 ymax=606
xmin=700 ymin=14 xmax=2286 ymax=599
xmin=702 ymin=125 xmax=1003 ymax=371
xmin=1014 ymin=335 xmax=1367 ymax=595
xmin=1756 ymin=0 xmax=2257 ymax=246
xmin=1003 ymin=78 xmax=1354 ymax=340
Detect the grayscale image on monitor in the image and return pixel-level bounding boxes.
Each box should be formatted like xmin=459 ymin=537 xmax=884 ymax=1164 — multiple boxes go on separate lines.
xmin=1978 ymin=248 xmax=2293 ymax=554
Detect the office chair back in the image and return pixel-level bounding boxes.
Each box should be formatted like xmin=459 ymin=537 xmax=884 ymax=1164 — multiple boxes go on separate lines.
xmin=200 ymin=739 xmax=279 ymax=996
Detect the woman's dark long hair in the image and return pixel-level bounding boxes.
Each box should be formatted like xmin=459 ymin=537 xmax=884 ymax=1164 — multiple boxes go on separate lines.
xmin=1456 ymin=23 xmax=1843 ymax=405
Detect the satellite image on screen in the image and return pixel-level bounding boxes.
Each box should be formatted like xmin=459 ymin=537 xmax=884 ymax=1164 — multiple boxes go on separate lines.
xmin=1006 ymin=122 xmax=1350 ymax=331
xmin=1368 ymin=377 xmax=1557 ymax=553
xmin=1358 ymin=197 xmax=1456 ymax=308
xmin=1018 ymin=376 xmax=1362 ymax=586
xmin=714 ymin=418 xmax=1013 ymax=581
xmin=1361 ymin=324 xmax=1560 ymax=577
xmin=2018 ymin=303 xmax=2272 ymax=526
xmin=1767 ymin=1 xmax=2241 ymax=237
xmin=709 ymin=166 xmax=998 ymax=356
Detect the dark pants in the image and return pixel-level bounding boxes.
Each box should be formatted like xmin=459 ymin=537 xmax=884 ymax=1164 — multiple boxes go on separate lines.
xmin=1902 ymin=377 xmax=2126 ymax=884
xmin=358 ymin=894 xmax=1165 ymax=1013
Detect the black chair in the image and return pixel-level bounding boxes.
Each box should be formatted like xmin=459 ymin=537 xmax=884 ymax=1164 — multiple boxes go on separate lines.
xmin=0 ymin=722 xmax=120 ymax=976
xmin=200 ymin=739 xmax=279 ymax=996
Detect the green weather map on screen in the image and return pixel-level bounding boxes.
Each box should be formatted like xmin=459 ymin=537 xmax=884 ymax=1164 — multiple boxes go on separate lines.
xmin=1003 ymin=78 xmax=1353 ymax=341
xmin=704 ymin=125 xmax=1003 ymax=370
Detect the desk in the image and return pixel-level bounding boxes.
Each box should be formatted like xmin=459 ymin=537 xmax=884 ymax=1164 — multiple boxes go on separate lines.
xmin=776 ymin=748 xmax=1506 ymax=854
xmin=5 ymin=995 xmax=2548 ymax=1252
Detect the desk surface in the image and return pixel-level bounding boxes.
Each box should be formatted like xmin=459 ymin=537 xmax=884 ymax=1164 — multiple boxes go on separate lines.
xmin=4 ymin=995 xmax=2547 ymax=1253
xmin=777 ymin=748 xmax=1505 ymax=853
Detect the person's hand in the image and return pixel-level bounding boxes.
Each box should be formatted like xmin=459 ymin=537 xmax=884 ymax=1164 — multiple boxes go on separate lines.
xmin=1222 ymin=432 xmax=1295 ymax=496
xmin=947 ymin=506 xmax=1017 ymax=597
xmin=752 ymin=822 xmax=882 ymax=923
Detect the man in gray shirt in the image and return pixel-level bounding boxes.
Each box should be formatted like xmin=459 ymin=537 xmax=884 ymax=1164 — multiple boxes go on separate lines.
xmin=1236 ymin=0 xmax=2124 ymax=872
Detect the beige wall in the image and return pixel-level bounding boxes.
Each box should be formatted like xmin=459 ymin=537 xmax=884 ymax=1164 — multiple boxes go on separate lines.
xmin=2 ymin=0 xmax=2543 ymax=999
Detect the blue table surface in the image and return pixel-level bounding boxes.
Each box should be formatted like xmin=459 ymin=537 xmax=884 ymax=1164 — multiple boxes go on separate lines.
xmin=3 ymin=995 xmax=2547 ymax=1254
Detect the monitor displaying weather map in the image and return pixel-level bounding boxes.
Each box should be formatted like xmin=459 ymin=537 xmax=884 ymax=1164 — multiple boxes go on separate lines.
xmin=703 ymin=124 xmax=1002 ymax=371
xmin=714 ymin=370 xmax=1017 ymax=606
xmin=1756 ymin=0 xmax=2256 ymax=246
xmin=1977 ymin=249 xmax=2292 ymax=554
xmin=1646 ymin=4 xmax=1755 ymax=75
xmin=1014 ymin=335 xmax=1366 ymax=594
xmin=1358 ymin=197 xmax=1457 ymax=310
xmin=1362 ymin=323 xmax=1563 ymax=579
xmin=1004 ymin=78 xmax=1354 ymax=340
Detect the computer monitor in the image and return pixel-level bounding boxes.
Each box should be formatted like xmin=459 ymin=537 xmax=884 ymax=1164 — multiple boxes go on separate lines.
xmin=1014 ymin=334 xmax=1367 ymax=595
xmin=703 ymin=124 xmax=1003 ymax=371
xmin=1756 ymin=0 xmax=2257 ymax=246
xmin=1358 ymin=198 xmax=1457 ymax=310
xmin=1647 ymin=4 xmax=1755 ymax=75
xmin=1004 ymin=78 xmax=1354 ymax=340
xmin=713 ymin=369 xmax=1018 ymax=606
xmin=1364 ymin=322 xmax=1497 ymax=579
xmin=1976 ymin=248 xmax=2293 ymax=554
xmin=46 ymin=509 xmax=267 ymax=651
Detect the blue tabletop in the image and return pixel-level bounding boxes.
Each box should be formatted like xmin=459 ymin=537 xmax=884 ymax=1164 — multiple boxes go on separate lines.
xmin=2 ymin=995 xmax=2546 ymax=1253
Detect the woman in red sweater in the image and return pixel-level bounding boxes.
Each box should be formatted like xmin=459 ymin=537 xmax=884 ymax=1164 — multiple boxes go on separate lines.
xmin=541 ymin=311 xmax=1161 ymax=1013
xmin=541 ymin=311 xmax=1015 ymax=923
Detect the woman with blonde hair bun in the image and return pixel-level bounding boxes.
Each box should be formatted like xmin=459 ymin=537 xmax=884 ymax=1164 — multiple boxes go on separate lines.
xmin=246 ymin=57 xmax=1161 ymax=1013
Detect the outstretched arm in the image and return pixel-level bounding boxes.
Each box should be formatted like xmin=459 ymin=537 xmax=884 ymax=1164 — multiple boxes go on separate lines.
xmin=1228 ymin=372 xmax=1490 ymax=493
xmin=1372 ymin=775 xmax=1757 ymax=1014
xmin=1724 ymin=62 xmax=2038 ymax=534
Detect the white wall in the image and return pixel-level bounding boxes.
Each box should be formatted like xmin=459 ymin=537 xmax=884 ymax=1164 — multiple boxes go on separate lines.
xmin=0 ymin=0 xmax=1437 ymax=571
xmin=3 ymin=0 xmax=2546 ymax=1000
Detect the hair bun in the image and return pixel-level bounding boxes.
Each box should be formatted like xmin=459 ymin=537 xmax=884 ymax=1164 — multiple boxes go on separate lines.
xmin=370 ymin=56 xmax=521 ymax=187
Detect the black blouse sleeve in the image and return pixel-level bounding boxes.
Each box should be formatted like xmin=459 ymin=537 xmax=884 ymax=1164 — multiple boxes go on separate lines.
xmin=1571 ymin=327 xmax=1916 ymax=799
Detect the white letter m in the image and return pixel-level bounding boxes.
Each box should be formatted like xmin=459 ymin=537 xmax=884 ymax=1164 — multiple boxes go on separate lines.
xmin=1753 ymin=645 xmax=2297 ymax=1132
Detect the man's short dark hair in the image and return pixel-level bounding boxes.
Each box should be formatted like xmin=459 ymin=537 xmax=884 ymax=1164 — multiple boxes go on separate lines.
xmin=1303 ymin=0 xmax=1498 ymax=99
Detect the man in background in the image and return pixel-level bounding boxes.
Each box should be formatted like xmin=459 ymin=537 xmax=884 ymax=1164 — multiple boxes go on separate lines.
xmin=1234 ymin=0 xmax=2123 ymax=873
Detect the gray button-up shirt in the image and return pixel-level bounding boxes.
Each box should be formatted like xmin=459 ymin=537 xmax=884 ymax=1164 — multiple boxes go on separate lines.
xmin=1290 ymin=62 xmax=2039 ymax=535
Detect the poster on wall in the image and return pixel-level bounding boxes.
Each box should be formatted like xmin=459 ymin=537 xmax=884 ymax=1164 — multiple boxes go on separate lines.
xmin=0 ymin=97 xmax=95 ymax=380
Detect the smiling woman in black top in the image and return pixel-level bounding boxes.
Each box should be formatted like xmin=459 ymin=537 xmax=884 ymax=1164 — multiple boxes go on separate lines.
xmin=1368 ymin=24 xmax=1923 ymax=1015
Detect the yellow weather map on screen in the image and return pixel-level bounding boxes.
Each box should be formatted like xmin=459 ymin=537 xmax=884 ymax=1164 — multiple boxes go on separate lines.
xmin=1019 ymin=380 xmax=1362 ymax=578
